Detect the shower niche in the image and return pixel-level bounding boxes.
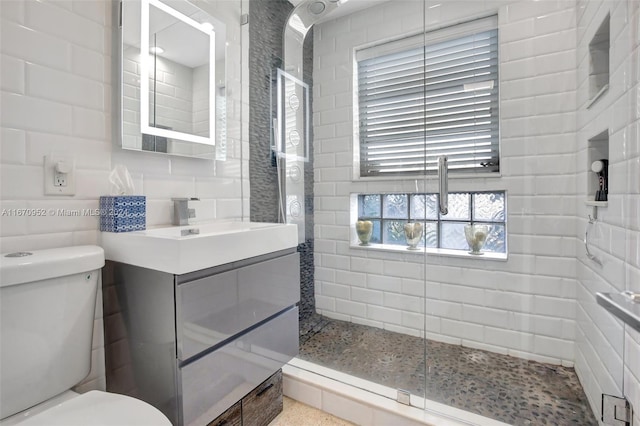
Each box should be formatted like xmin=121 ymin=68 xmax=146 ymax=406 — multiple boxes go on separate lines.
xmin=587 ymin=14 xmax=610 ymax=108
xmin=586 ymin=129 xmax=609 ymax=207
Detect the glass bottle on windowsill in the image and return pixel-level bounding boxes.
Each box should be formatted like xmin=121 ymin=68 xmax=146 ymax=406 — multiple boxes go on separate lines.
xmin=464 ymin=224 xmax=489 ymax=255
xmin=356 ymin=220 xmax=373 ymax=246
xmin=404 ymin=222 xmax=423 ymax=250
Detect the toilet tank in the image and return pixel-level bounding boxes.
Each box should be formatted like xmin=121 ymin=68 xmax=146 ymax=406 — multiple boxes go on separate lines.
xmin=0 ymin=246 xmax=105 ymax=420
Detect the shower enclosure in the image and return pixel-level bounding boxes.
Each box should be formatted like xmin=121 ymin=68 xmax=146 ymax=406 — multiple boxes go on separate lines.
xmin=249 ymin=0 xmax=639 ymax=424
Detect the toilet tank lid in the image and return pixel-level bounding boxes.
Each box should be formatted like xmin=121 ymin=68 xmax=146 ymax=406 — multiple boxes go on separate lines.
xmin=0 ymin=245 xmax=105 ymax=288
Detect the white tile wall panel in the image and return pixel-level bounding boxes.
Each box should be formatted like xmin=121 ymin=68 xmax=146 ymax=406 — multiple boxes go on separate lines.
xmin=1 ymin=54 xmax=25 ymax=94
xmin=351 ymin=316 xmax=384 ymax=329
xmin=24 ymin=0 xmax=105 ymax=53
xmin=313 ymin=0 xmax=583 ymax=369
xmin=402 ymin=278 xmax=429 ymax=297
xmin=351 ymin=287 xmax=384 ymax=305
xmin=0 ymin=20 xmax=72 ymax=71
xmin=2 ymin=93 xmax=73 ymax=134
xmin=26 ymin=62 xmax=104 ymax=109
xmin=574 ymin=0 xmax=639 ymax=415
xmin=441 ymin=319 xmax=484 ymax=342
xmin=366 ymin=274 xmax=401 ymax=292
xmin=0 ymin=127 xmax=26 ymax=165
xmin=335 ymin=299 xmax=367 ymax=318
xmin=334 ymin=270 xmax=366 ymax=287
xmin=383 ymin=293 xmax=423 ymax=314
xmin=462 ymin=305 xmax=510 ymax=329
xmin=322 ymin=282 xmax=351 ymax=299
xmin=484 ymin=326 xmax=534 ymax=352
xmin=367 ymin=305 xmax=403 ymax=325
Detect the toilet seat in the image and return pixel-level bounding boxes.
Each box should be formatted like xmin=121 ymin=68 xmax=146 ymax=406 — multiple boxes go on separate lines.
xmin=1 ymin=391 xmax=172 ymax=426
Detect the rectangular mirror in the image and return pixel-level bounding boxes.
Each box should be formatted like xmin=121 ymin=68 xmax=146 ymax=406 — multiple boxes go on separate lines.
xmin=120 ymin=0 xmax=227 ymax=159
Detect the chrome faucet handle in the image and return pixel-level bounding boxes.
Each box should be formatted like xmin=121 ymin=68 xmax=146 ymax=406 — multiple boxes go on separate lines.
xmin=172 ymin=198 xmax=199 ymax=226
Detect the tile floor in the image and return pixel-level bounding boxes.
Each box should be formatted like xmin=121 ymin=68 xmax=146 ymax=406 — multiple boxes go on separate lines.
xmin=298 ymin=316 xmax=597 ymax=426
xmin=270 ymin=397 xmax=355 ymax=426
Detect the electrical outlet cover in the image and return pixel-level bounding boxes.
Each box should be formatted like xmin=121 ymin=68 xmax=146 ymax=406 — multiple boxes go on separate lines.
xmin=44 ymin=154 xmax=76 ymax=195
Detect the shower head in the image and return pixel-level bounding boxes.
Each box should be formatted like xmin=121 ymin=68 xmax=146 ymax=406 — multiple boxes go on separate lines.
xmin=308 ymin=1 xmax=326 ymax=15
xmin=284 ymin=0 xmax=346 ymax=78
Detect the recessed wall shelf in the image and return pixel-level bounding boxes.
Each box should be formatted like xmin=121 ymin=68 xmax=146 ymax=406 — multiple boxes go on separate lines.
xmin=586 ymin=130 xmax=609 ymax=207
xmin=588 ymin=14 xmax=610 ymax=108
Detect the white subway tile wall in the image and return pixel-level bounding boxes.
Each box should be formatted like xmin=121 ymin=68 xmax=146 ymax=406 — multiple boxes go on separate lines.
xmin=575 ymin=0 xmax=640 ymax=421
xmin=0 ymin=0 xmax=248 ymax=392
xmin=313 ymin=0 xmax=638 ymax=420
xmin=314 ymin=0 xmax=579 ymax=362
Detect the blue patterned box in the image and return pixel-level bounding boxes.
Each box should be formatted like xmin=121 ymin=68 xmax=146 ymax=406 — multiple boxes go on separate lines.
xmin=99 ymin=196 xmax=146 ymax=232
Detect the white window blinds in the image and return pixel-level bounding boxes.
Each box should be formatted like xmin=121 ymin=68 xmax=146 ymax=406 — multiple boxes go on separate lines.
xmin=357 ymin=17 xmax=499 ymax=177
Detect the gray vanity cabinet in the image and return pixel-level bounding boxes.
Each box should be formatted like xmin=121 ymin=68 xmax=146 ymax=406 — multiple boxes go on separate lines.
xmin=102 ymin=248 xmax=300 ymax=426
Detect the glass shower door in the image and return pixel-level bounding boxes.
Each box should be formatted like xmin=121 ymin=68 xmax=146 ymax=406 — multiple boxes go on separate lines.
xmin=420 ymin=0 xmax=630 ymax=424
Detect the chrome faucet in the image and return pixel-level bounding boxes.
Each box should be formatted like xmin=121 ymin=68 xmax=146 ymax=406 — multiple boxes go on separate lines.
xmin=172 ymin=198 xmax=198 ymax=226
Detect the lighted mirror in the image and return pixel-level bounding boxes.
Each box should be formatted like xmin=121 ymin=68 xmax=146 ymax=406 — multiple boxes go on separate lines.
xmin=120 ymin=0 xmax=227 ymax=159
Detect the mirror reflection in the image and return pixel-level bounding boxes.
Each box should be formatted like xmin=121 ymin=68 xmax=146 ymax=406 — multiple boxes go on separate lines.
xmin=121 ymin=0 xmax=227 ymax=158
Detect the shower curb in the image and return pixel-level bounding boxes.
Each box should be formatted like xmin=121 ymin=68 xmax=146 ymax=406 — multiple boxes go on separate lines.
xmin=282 ymin=359 xmax=510 ymax=426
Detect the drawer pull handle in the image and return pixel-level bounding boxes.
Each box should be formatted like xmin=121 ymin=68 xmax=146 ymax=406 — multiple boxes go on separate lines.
xmin=256 ymin=383 xmax=274 ymax=397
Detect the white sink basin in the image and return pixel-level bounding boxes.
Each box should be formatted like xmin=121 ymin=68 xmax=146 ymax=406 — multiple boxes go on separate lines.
xmin=101 ymin=221 xmax=298 ymax=274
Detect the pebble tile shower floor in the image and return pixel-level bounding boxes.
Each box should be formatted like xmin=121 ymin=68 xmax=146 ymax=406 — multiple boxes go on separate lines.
xmin=299 ymin=316 xmax=597 ymax=426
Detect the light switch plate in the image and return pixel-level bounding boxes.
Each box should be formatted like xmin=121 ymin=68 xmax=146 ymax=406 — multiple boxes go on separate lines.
xmin=44 ymin=154 xmax=76 ymax=195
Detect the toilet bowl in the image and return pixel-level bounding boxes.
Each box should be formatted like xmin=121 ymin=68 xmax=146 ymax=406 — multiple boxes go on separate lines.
xmin=0 ymin=390 xmax=171 ymax=426
xmin=0 ymin=246 xmax=172 ymax=426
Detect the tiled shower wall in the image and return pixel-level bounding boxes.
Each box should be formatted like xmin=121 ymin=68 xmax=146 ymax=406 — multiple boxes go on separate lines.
xmin=574 ymin=0 xmax=640 ymax=422
xmin=248 ymin=0 xmax=318 ymax=329
xmin=0 ymin=0 xmax=248 ymax=392
xmin=313 ymin=0 xmax=580 ymax=364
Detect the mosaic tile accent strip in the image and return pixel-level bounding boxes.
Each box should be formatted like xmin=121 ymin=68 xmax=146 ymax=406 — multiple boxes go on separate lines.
xmin=249 ymin=0 xmax=317 ymax=331
xmin=299 ymin=318 xmax=597 ymax=426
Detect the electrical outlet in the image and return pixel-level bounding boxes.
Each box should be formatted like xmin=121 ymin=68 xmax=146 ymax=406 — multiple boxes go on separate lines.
xmin=54 ymin=173 xmax=67 ymax=187
xmin=44 ymin=154 xmax=75 ymax=195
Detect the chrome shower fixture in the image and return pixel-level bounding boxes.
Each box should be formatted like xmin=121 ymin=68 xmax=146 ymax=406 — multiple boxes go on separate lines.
xmin=308 ymin=1 xmax=326 ymax=15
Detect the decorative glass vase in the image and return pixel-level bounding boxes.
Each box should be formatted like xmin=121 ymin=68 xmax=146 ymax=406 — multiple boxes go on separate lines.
xmin=464 ymin=224 xmax=489 ymax=255
xmin=404 ymin=222 xmax=423 ymax=250
xmin=356 ymin=220 xmax=373 ymax=246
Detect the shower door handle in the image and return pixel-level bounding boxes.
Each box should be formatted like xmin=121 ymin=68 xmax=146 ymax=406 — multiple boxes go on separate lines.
xmin=438 ymin=156 xmax=448 ymax=215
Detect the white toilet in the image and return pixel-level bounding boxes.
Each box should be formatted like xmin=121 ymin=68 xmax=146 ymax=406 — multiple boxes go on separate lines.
xmin=0 ymin=245 xmax=172 ymax=426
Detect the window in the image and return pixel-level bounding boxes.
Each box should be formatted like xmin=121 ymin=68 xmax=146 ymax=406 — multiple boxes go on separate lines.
xmin=357 ymin=191 xmax=506 ymax=253
xmin=356 ymin=16 xmax=499 ymax=177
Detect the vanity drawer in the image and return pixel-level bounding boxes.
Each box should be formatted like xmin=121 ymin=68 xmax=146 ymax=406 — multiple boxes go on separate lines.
xmin=179 ymin=307 xmax=298 ymax=426
xmin=176 ymin=253 xmax=300 ymax=360
xmin=207 ymin=402 xmax=241 ymax=426
xmin=242 ymin=370 xmax=283 ymax=426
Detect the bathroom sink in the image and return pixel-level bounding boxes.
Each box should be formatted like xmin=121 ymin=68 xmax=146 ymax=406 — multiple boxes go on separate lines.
xmin=101 ymin=221 xmax=298 ymax=274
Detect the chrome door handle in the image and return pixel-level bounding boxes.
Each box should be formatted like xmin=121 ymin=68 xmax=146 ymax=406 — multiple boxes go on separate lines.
xmin=438 ymin=156 xmax=448 ymax=215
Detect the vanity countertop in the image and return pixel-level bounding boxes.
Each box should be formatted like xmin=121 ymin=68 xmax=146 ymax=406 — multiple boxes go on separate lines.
xmin=101 ymin=221 xmax=298 ymax=274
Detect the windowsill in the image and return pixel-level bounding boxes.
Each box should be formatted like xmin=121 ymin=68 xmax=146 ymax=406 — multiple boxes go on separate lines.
xmin=352 ymin=172 xmax=503 ymax=182
xmin=350 ymin=242 xmax=508 ymax=261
